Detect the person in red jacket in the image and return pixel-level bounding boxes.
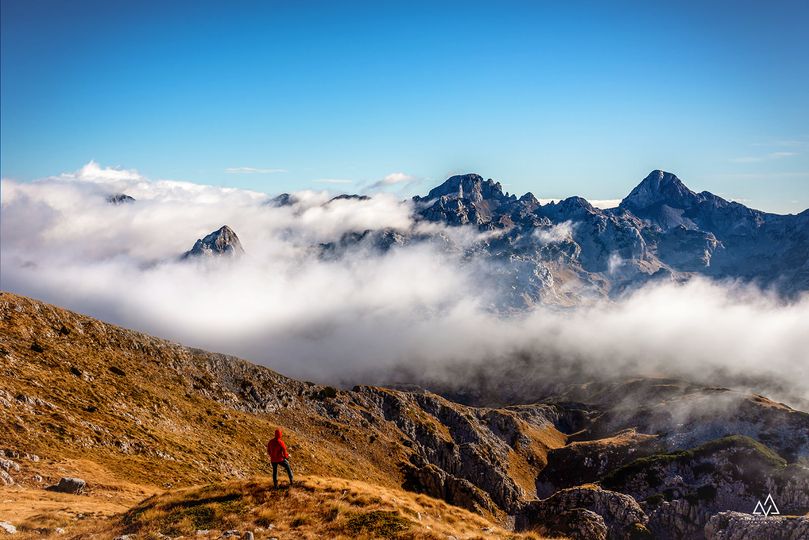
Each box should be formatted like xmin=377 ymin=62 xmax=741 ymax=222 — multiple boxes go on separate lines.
xmin=267 ymin=428 xmax=293 ymax=488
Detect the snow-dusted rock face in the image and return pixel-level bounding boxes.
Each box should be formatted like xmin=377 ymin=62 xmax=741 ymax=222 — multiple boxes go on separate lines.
xmin=182 ymin=225 xmax=245 ymax=259
xmin=320 ymin=169 xmax=808 ymax=306
xmin=621 ymin=170 xmax=699 ymax=216
xmin=180 ymin=170 xmax=805 ymax=305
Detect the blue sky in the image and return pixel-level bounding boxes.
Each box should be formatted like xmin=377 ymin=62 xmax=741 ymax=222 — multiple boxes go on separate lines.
xmin=2 ymin=0 xmax=808 ymax=212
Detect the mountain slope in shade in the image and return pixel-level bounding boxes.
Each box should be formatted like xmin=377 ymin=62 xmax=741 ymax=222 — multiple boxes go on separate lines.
xmin=2 ymin=292 xmax=809 ymax=538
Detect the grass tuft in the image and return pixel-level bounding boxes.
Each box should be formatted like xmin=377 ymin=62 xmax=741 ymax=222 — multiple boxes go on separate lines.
xmin=344 ymin=510 xmax=411 ymax=537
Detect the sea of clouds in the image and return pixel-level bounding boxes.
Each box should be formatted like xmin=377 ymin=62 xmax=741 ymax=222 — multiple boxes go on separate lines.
xmin=2 ymin=162 xmax=809 ymax=403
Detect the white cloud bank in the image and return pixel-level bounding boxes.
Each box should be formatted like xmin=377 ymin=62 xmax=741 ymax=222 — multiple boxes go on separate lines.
xmin=2 ymin=163 xmax=808 ymax=403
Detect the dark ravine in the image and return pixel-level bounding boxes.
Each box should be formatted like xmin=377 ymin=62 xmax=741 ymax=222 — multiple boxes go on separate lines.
xmin=1 ymin=292 xmax=808 ymax=539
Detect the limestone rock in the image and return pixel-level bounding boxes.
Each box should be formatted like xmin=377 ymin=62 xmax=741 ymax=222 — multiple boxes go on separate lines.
xmin=517 ymin=485 xmax=649 ymax=539
xmin=48 ymin=477 xmax=86 ymax=494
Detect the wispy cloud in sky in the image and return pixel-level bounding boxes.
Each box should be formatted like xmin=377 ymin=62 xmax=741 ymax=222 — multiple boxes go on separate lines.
xmin=225 ymin=167 xmax=287 ymax=174
xmin=730 ymin=151 xmax=799 ymax=163
xmin=751 ymin=138 xmax=809 ymax=148
xmin=367 ymin=172 xmax=419 ymax=191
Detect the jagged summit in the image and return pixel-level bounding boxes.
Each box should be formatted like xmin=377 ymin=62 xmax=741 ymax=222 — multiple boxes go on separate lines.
xmin=182 ymin=225 xmax=244 ymax=259
xmin=329 ymin=193 xmax=371 ymax=203
xmin=544 ymin=196 xmax=596 ymax=213
xmin=106 ymin=193 xmax=135 ymax=205
xmin=267 ymin=193 xmax=297 ymax=207
xmin=412 ymin=173 xmax=524 ymax=227
xmin=423 ymin=173 xmax=507 ymax=203
xmin=620 ymin=170 xmax=698 ymax=211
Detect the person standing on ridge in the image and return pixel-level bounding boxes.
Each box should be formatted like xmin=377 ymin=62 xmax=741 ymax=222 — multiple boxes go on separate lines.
xmin=267 ymin=428 xmax=293 ymax=488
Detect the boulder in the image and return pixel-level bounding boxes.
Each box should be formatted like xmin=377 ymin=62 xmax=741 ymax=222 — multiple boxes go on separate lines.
xmin=48 ymin=477 xmax=86 ymax=494
xmin=542 ymin=508 xmax=609 ymax=540
xmin=0 ymin=458 xmax=19 ymax=472
xmin=0 ymin=470 xmax=12 ymax=486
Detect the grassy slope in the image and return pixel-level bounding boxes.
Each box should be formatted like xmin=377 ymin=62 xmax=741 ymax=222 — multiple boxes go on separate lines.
xmin=0 ymin=291 xmax=408 ymax=487
xmin=69 ymin=476 xmax=549 ymax=539
xmin=0 ymin=292 xmax=557 ymax=538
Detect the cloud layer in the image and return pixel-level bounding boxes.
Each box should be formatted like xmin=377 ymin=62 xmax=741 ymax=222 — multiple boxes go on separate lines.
xmin=2 ymin=163 xmax=808 ymax=404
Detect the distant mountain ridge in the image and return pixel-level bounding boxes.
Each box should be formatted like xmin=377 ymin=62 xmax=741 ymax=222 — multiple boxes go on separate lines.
xmin=389 ymin=170 xmax=809 ymax=303
xmin=187 ymin=170 xmax=809 ymax=305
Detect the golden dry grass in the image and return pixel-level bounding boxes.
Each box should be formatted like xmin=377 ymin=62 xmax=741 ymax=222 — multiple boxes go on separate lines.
xmin=43 ymin=476 xmax=554 ymax=539
xmin=0 ymin=292 xmax=568 ymax=538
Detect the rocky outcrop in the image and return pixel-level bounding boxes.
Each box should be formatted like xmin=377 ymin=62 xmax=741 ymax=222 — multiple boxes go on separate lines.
xmin=600 ymin=436 xmax=809 ymax=539
xmin=182 ymin=226 xmax=245 ymax=259
xmin=541 ymin=508 xmax=609 ymax=540
xmin=704 ymin=512 xmax=809 ymax=540
xmin=517 ymin=485 xmax=651 ymax=539
xmin=47 ymin=477 xmax=86 ymax=494
xmin=0 ymin=457 xmax=19 ymax=486
xmin=355 ymin=386 xmax=567 ymax=513
xmin=403 ymin=462 xmax=497 ymax=513
xmin=536 ymin=430 xmax=660 ymax=497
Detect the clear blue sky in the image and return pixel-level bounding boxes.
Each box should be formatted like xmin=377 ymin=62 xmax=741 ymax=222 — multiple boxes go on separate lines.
xmin=2 ymin=0 xmax=808 ymax=212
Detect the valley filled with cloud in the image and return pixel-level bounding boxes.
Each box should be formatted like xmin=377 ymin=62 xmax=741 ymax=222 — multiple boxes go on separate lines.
xmin=3 ymin=162 xmax=808 ymax=404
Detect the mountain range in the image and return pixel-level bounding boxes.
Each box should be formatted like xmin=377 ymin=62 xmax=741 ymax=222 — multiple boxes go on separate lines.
xmin=179 ymin=170 xmax=809 ymax=307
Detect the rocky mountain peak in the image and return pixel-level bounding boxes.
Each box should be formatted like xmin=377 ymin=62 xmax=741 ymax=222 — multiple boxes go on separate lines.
xmin=538 ymin=196 xmax=599 ymax=221
xmin=106 ymin=193 xmax=135 ymax=205
xmin=328 ymin=194 xmax=371 ymax=203
xmin=519 ymin=192 xmax=539 ymax=205
xmin=425 ymin=173 xmax=505 ymax=203
xmin=267 ymin=193 xmax=297 ymax=207
xmin=183 ymin=225 xmax=245 ymax=259
xmin=620 ymin=169 xmax=697 ymax=211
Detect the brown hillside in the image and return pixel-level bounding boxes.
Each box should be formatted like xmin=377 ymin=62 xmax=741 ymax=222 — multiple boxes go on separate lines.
xmin=0 ymin=291 xmax=566 ymax=537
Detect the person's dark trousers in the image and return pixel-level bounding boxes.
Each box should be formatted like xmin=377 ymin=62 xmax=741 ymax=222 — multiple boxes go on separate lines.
xmin=272 ymin=459 xmax=293 ymax=487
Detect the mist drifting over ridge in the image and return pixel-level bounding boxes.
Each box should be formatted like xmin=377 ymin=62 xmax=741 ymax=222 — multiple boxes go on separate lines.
xmin=2 ymin=162 xmax=809 ymax=404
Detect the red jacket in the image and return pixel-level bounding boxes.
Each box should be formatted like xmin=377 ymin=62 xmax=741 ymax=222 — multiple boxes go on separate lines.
xmin=267 ymin=429 xmax=289 ymax=463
